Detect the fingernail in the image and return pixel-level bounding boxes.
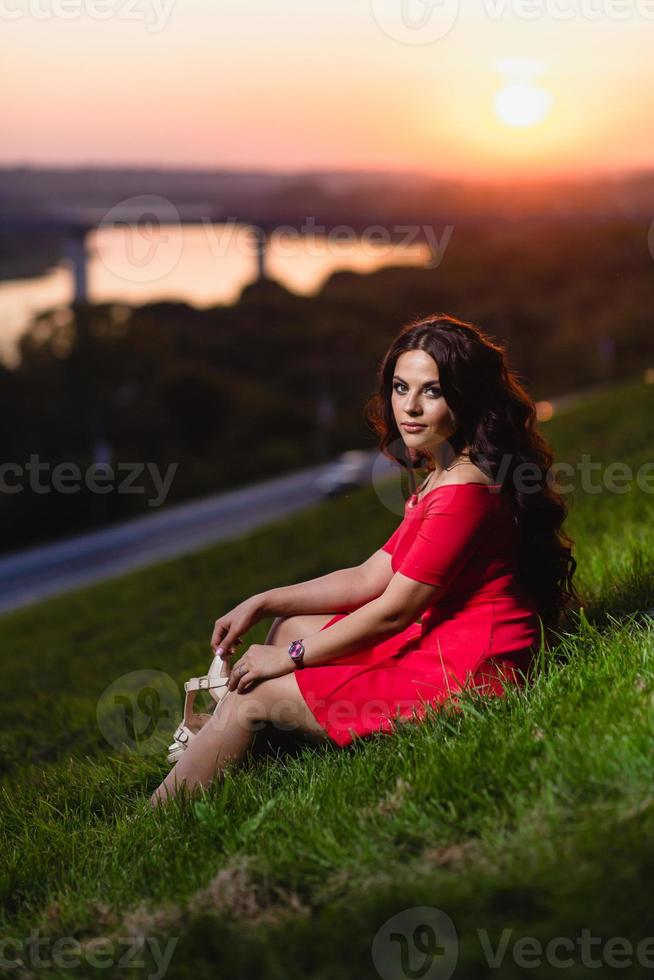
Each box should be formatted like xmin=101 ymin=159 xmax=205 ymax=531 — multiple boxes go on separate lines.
xmin=216 ymin=647 xmax=224 ymax=656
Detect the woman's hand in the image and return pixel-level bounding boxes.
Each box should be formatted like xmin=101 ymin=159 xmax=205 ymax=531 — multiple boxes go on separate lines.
xmin=211 ymin=595 xmax=267 ymax=658
xmin=228 ymin=644 xmax=293 ymax=694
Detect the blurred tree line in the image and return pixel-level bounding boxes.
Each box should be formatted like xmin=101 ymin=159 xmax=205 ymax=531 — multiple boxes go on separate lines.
xmin=1 ymin=217 xmax=652 ymax=555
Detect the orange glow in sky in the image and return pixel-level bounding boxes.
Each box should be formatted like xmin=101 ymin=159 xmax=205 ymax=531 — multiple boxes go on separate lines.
xmin=1 ymin=0 xmax=653 ymax=179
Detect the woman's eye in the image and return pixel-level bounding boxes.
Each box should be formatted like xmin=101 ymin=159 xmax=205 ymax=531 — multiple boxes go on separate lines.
xmin=393 ymin=383 xmax=441 ymax=396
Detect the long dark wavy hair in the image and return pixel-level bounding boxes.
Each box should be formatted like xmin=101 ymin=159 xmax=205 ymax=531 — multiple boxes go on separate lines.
xmin=363 ymin=313 xmax=581 ymax=647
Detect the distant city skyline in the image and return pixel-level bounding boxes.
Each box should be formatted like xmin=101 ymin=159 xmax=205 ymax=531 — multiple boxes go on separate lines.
xmin=2 ymin=0 xmax=653 ymax=179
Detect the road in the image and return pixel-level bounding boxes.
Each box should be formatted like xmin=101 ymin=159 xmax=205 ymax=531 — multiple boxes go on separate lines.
xmin=0 ymin=378 xmax=624 ymax=617
xmin=0 ymin=453 xmax=395 ymax=617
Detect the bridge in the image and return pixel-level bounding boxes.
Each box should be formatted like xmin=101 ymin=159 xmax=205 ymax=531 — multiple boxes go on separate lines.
xmin=0 ymin=209 xmax=283 ymax=303
xmin=0 ymin=203 xmax=453 ymax=304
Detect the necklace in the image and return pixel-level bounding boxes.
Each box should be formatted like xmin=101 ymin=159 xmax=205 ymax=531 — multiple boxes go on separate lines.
xmin=407 ymin=454 xmax=472 ymax=509
xmin=408 ymin=471 xmax=434 ymax=508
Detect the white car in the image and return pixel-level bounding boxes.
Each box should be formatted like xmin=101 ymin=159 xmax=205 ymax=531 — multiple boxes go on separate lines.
xmin=316 ymin=450 xmax=369 ymax=498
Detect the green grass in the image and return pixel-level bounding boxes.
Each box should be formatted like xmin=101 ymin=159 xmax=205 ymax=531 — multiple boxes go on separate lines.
xmin=1 ymin=375 xmax=654 ymax=979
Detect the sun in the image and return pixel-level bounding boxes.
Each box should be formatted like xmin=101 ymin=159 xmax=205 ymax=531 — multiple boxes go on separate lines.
xmin=495 ymin=83 xmax=553 ymax=127
xmin=493 ymin=57 xmax=553 ymax=128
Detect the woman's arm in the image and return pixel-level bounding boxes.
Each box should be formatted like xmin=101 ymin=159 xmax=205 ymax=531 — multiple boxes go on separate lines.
xmin=299 ymin=572 xmax=440 ymax=668
xmin=257 ymin=551 xmax=394 ymax=618
xmin=230 ymin=572 xmax=432 ymax=691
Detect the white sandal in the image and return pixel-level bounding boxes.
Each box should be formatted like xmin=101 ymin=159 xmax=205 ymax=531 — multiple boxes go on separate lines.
xmin=166 ymin=653 xmax=231 ymax=765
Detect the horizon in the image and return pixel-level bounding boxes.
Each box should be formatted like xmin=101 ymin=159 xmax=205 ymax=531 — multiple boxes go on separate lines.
xmin=1 ymin=161 xmax=652 ymax=186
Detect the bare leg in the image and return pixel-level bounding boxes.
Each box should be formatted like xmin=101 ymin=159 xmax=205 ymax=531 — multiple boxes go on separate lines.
xmin=264 ymin=612 xmax=341 ymax=647
xmin=149 ymin=613 xmax=337 ymax=808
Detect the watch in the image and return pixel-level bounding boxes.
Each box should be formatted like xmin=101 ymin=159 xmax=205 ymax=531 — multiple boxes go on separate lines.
xmin=288 ymin=639 xmax=306 ymax=669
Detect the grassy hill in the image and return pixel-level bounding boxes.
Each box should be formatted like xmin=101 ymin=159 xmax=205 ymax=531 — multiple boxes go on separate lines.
xmin=1 ymin=375 xmax=653 ymax=978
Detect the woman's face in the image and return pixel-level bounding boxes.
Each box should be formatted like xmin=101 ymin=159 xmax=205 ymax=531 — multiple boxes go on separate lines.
xmin=391 ymin=349 xmax=458 ymax=456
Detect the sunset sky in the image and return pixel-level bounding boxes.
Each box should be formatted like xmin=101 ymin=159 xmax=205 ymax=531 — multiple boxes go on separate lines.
xmin=2 ymin=0 xmax=653 ymax=179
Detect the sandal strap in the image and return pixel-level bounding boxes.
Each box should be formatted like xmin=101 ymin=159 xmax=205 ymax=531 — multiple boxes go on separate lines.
xmin=184 ymin=674 xmax=229 ymax=694
xmin=171 ymin=723 xmax=193 ymax=746
xmin=208 ymin=656 xmax=230 ymax=702
xmin=182 ymin=688 xmax=199 ymax=727
xmin=184 ymin=675 xmax=211 ymax=693
xmin=208 ymin=676 xmax=229 ymax=702
xmin=166 ymin=739 xmax=187 ymax=764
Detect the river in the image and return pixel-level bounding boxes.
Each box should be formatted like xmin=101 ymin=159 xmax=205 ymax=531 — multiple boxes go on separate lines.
xmin=0 ymin=223 xmax=431 ymax=368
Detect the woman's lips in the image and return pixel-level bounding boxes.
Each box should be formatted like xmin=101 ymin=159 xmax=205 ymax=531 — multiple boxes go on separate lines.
xmin=402 ymin=423 xmax=427 ymax=431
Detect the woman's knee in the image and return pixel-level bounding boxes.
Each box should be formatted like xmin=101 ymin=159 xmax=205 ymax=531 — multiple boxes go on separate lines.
xmin=208 ymin=687 xmax=267 ymax=734
xmin=265 ymin=615 xmax=286 ymax=644
xmin=265 ymin=614 xmax=306 ymax=647
xmin=265 ymin=613 xmax=337 ymax=648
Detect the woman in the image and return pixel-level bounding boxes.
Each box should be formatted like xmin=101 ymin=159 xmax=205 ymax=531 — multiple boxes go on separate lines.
xmin=149 ymin=313 xmax=579 ymax=808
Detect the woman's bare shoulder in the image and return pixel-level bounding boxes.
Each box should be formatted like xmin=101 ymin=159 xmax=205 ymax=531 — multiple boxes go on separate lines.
xmin=438 ymin=462 xmax=494 ymax=487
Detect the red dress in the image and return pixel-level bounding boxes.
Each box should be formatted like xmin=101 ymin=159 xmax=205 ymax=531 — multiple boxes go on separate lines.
xmin=294 ymin=482 xmax=542 ymax=747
